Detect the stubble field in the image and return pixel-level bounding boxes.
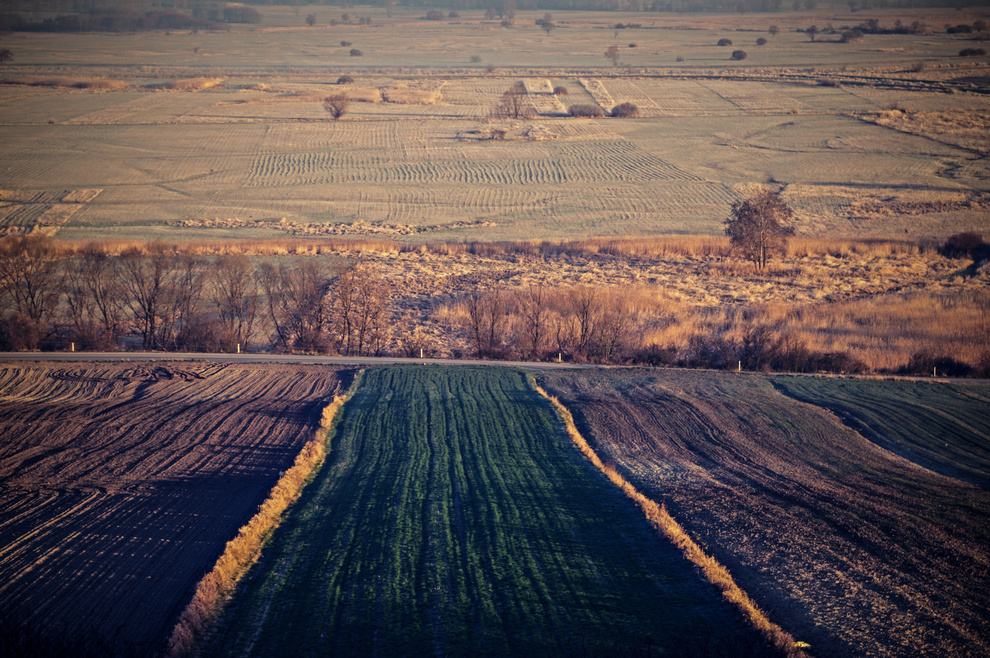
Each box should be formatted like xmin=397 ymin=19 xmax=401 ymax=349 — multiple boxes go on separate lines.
xmin=1 ymin=6 xmax=988 ymax=242
xmin=0 ymin=362 xmax=350 ymax=652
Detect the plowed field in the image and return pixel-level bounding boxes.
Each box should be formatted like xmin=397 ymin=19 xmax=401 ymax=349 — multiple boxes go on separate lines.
xmin=0 ymin=362 xmax=351 ymax=653
xmin=204 ymin=366 xmax=774 ymax=657
xmin=538 ymin=369 xmax=990 ymax=658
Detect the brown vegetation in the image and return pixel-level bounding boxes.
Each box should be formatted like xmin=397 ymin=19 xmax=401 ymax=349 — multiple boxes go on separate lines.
xmin=1 ymin=235 xmax=987 ymax=375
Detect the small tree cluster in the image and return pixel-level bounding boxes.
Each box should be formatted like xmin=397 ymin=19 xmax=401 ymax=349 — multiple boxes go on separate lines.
xmin=731 ymin=50 xmax=747 ymax=60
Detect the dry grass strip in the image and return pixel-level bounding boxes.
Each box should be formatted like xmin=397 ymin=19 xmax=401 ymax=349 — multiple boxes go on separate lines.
xmin=166 ymin=379 xmax=358 ymax=657
xmin=532 ymin=380 xmax=808 ymax=658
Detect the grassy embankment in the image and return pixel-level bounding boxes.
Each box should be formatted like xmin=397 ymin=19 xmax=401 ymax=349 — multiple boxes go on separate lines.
xmin=202 ymin=366 xmax=775 ymax=656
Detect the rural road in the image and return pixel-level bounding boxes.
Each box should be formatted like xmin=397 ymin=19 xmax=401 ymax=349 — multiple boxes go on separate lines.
xmin=0 ymin=352 xmax=983 ymax=383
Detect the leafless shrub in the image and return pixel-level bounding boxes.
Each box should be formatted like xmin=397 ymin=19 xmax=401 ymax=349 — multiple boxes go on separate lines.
xmin=322 ymin=93 xmax=349 ymax=120
xmin=568 ymin=104 xmax=605 ymax=117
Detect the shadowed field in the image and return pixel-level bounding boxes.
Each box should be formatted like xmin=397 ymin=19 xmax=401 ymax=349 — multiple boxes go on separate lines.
xmin=538 ymin=368 xmax=990 ymax=657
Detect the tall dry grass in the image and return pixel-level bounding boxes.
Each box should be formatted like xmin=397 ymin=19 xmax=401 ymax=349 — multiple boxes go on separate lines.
xmin=166 ymin=385 xmax=354 ymax=657
xmin=532 ymin=381 xmax=807 ymax=658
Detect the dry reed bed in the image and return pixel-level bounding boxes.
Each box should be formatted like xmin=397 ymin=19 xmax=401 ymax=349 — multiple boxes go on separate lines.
xmin=532 ymin=381 xmax=805 ymax=658
xmin=167 ymin=384 xmax=355 ymax=657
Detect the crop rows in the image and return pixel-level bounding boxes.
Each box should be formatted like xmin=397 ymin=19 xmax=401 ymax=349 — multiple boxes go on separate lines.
xmin=0 ymin=363 xmax=349 ymax=652
xmin=538 ymin=369 xmax=990 ymax=658
xmin=204 ymin=366 xmax=771 ymax=657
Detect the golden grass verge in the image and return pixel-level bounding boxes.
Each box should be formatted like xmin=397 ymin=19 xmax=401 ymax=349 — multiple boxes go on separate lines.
xmin=162 ymin=77 xmax=225 ymax=91
xmin=532 ymin=381 xmax=807 ymax=658
xmin=165 ymin=381 xmax=356 ymax=657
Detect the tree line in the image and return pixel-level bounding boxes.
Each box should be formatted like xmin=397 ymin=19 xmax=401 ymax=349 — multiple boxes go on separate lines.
xmin=0 ymin=237 xmax=389 ymax=355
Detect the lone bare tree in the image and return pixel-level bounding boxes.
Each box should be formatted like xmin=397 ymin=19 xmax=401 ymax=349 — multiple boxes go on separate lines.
xmin=323 ymin=93 xmax=349 ymax=121
xmin=605 ymin=45 xmax=621 ymax=66
xmin=494 ymin=82 xmax=530 ymax=119
xmin=724 ymin=190 xmax=796 ymax=270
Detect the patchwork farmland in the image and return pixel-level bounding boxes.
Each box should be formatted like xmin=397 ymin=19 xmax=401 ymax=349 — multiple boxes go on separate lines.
xmin=1 ymin=6 xmax=988 ymax=242
xmin=201 ymin=366 xmax=773 ymax=656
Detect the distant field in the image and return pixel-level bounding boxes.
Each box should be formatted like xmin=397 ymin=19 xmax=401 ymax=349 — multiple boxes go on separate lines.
xmin=0 ymin=362 xmax=349 ymax=652
xmin=0 ymin=6 xmax=988 ymax=241
xmin=538 ymin=368 xmax=990 ymax=658
xmin=203 ymin=366 xmax=774 ymax=656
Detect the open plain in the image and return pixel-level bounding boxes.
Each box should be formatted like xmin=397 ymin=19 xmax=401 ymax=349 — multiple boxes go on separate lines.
xmin=1 ymin=6 xmax=988 ymax=242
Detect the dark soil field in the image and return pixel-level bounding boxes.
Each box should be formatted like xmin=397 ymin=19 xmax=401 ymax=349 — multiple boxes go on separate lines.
xmin=0 ymin=361 xmax=350 ymax=654
xmin=537 ymin=369 xmax=990 ymax=658
xmin=203 ymin=366 xmax=775 ymax=657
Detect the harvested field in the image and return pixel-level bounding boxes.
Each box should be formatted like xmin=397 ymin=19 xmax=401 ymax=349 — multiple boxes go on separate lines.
xmin=0 ymin=362 xmax=351 ymax=653
xmin=203 ymin=366 xmax=775 ymax=656
xmin=1 ymin=7 xmax=988 ymax=242
xmin=538 ymin=369 xmax=990 ymax=658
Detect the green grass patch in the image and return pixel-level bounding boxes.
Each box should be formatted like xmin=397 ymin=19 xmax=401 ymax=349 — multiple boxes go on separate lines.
xmin=203 ymin=366 xmax=768 ymax=656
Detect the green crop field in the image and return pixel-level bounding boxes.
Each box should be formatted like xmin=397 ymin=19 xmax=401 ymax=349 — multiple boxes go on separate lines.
xmin=202 ymin=366 xmax=771 ymax=656
xmin=771 ymin=376 xmax=990 ymax=489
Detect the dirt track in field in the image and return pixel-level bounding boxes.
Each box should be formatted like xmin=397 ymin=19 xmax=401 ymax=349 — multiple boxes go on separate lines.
xmin=538 ymin=369 xmax=990 ymax=658
xmin=0 ymin=361 xmax=350 ymax=653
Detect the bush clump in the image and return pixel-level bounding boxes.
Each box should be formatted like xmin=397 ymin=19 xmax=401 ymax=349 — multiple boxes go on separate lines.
xmin=336 ymin=75 xmax=354 ymax=85
xmin=568 ymin=104 xmax=605 ymax=117
xmin=349 ymin=48 xmax=363 ymax=57
xmin=756 ymin=37 xmax=767 ymax=45
xmin=940 ymin=232 xmax=987 ymax=259
xmin=959 ymin=48 xmax=987 ymax=57
xmin=731 ymin=50 xmax=747 ymax=60
xmin=610 ymin=102 xmax=639 ymax=118
xmin=717 ymin=38 xmax=733 ymax=46
xmin=553 ymin=85 xmax=568 ymax=95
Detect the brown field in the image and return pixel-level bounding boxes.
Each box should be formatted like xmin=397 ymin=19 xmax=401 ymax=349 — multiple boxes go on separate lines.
xmin=0 ymin=6 xmax=987 ymax=242
xmin=537 ymin=368 xmax=990 ymax=657
xmin=0 ymin=362 xmax=350 ymax=652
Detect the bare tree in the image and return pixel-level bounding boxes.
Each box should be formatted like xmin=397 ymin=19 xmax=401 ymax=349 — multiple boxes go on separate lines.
xmin=120 ymin=243 xmax=181 ymax=351
xmin=724 ymin=190 xmax=796 ymax=270
xmin=0 ymin=235 xmax=65 ymax=350
xmin=65 ymin=246 xmax=126 ymax=350
xmin=466 ymin=288 xmax=507 ymax=358
xmin=518 ymin=286 xmax=547 ymax=359
xmin=0 ymin=49 xmax=12 ymax=65
xmin=494 ymin=82 xmax=530 ymax=119
xmin=605 ymin=45 xmax=621 ymax=66
xmin=257 ymin=258 xmax=334 ymax=353
xmin=209 ymin=254 xmax=258 ymax=352
xmin=323 ymin=93 xmax=349 ymax=121
xmin=806 ymin=25 xmax=819 ymax=41
xmin=305 ymin=13 xmax=316 ymax=26
xmin=768 ymin=24 xmax=779 ymax=37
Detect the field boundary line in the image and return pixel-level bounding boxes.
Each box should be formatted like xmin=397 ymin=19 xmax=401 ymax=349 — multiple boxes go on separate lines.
xmin=165 ymin=372 xmax=361 ymax=657
xmin=531 ymin=379 xmax=807 ymax=658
